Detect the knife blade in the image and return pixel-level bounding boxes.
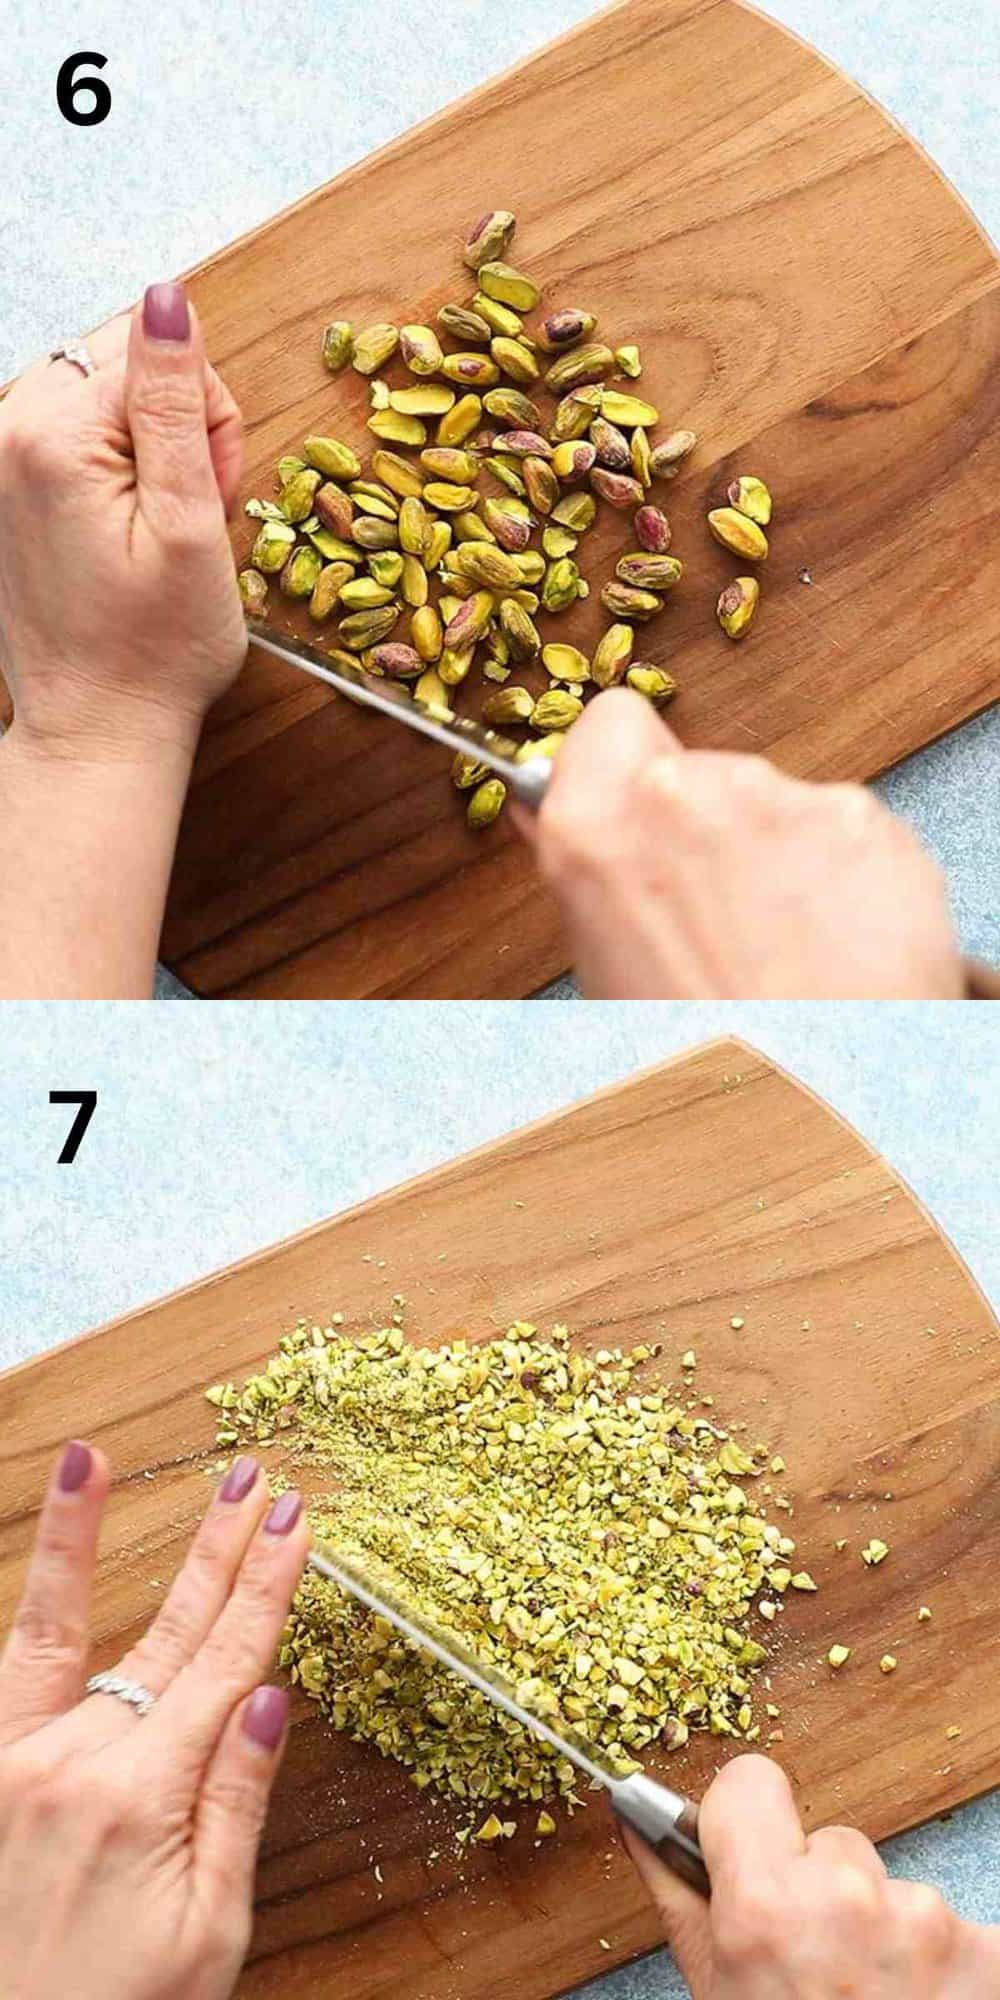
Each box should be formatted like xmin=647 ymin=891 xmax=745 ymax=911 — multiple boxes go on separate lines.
xmin=246 ymin=618 xmax=552 ymax=809
xmin=307 ymin=1539 xmax=709 ymax=1896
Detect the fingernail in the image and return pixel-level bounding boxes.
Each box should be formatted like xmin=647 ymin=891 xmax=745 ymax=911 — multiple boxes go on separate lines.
xmin=219 ymin=1456 xmax=258 ymax=1504
xmin=242 ymin=1684 xmax=289 ymax=1752
xmin=143 ymin=282 xmax=190 ymax=343
xmin=264 ymin=1490 xmax=302 ymax=1536
xmin=58 ymin=1440 xmax=93 ymax=1494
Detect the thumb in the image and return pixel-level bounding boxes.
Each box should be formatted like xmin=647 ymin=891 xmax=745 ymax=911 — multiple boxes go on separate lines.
xmin=195 ymin=1685 xmax=290 ymax=1904
xmin=620 ymin=1820 xmax=714 ymax=1997
xmin=125 ymin=283 xmax=220 ymax=534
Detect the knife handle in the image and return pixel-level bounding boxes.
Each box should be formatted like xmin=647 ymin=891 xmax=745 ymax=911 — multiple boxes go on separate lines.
xmin=610 ymin=1772 xmax=710 ymax=1898
xmin=508 ymin=755 xmax=552 ymax=812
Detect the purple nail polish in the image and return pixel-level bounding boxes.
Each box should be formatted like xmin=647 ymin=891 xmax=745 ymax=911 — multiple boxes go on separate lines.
xmin=242 ymin=1685 xmax=289 ymax=1752
xmin=143 ymin=282 xmax=190 ymax=343
xmin=264 ymin=1490 xmax=302 ymax=1536
xmin=58 ymin=1440 xmax=92 ymax=1494
xmin=219 ymin=1456 xmax=259 ymax=1504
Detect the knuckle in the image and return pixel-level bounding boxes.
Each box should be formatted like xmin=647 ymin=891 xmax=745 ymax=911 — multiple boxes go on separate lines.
xmin=896 ymin=1885 xmax=954 ymax=1958
xmin=829 ymin=1864 xmax=881 ymax=1926
xmin=9 ymin=1597 xmax=86 ymax=1671
xmin=537 ymin=794 xmax=604 ymax=892
xmin=3 ymin=417 xmax=57 ymax=482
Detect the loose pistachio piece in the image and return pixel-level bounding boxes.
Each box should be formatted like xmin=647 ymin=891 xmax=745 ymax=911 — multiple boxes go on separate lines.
xmin=308 ymin=561 xmax=354 ymax=622
xmin=398 ymin=496 xmax=430 ymax=556
xmin=650 ymin=430 xmax=698 ymax=478
xmin=467 ymin=777 xmax=507 ymax=828
xmin=551 ymin=390 xmax=601 ymax=443
xmin=717 ymin=577 xmax=760 ymax=640
xmin=452 ymin=510 xmax=495 ymax=544
xmin=280 ymin=545 xmax=324 ymax=599
xmin=477 ymin=261 xmax=541 ymax=312
xmin=306 ymin=527 xmax=361 ymax=563
xmin=630 ymin=427 xmax=652 ymax=487
xmin=452 ymin=751 xmax=490 ymax=788
xmin=600 ymin=389 xmax=659 ymax=427
xmin=462 ymin=209 xmax=517 ymax=271
xmin=420 ymin=447 xmax=480 ymax=484
xmin=491 ymin=336 xmax=540 ymax=385
xmin=414 ymin=665 xmax=452 ymax=716
xmin=600 ymin=582 xmax=662 ymax=621
xmin=450 ymin=542 xmax=524 ymax=590
xmin=351 ymin=324 xmax=399 ymax=375
xmin=400 ymin=555 xmax=429 ymax=608
xmin=483 ymin=496 xmax=533 ymax=553
xmin=443 ymin=590 xmax=494 ymax=650
xmin=436 ymin=394 xmax=482 ymax=446
xmin=728 ymin=475 xmax=773 ymax=526
xmin=315 ymin=483 xmax=355 ymax=539
xmin=482 ymin=684 xmax=535 ymax=724
xmin=411 ymin=604 xmax=444 ymax=662
xmin=439 ymin=644 xmax=475 ymax=686
xmin=321 ymin=320 xmax=353 ymax=372
xmin=538 ymin=308 xmax=597 ymax=352
xmin=368 ymin=551 xmax=404 ymax=589
xmin=551 ymin=491 xmax=597 ymax=534
xmin=531 ymin=689 xmax=583 ymax=731
xmin=304 ymin=436 xmax=362 ymax=481
xmin=400 ymin=323 xmax=444 ymax=376
xmin=367 ymin=411 xmax=427 ymax=446
xmin=424 ymin=520 xmax=453 ymax=570
xmin=592 ymin=468 xmax=645 ymax=511
xmin=498 ymin=597 xmax=541 ymax=661
xmin=472 ymin=292 xmax=524 ymax=338
xmin=545 ymin=344 xmax=616 ymax=394
xmin=441 ymin=352 xmax=500 ymax=388
xmin=513 ymin=549 xmax=546 ymax=586
xmin=523 ymin=457 xmax=560 ymax=516
xmin=238 ymin=568 xmax=269 ymax=615
xmin=486 ymin=456 xmax=527 ymax=497
xmin=438 ymin=303 xmax=493 ymax=345
xmin=280 ymin=468 xmax=323 ymax=521
xmin=338 ymin=577 xmax=395 ymax=611
xmin=542 ymin=524 xmax=578 ymax=560
xmin=615 ymin=343 xmax=642 ymax=377
xmin=351 ymin=516 xmax=399 ymax=551
xmin=390 ymin=384 xmax=456 ymax=416
xmin=708 ymin=508 xmax=769 ymax=562
xmin=616 ymin=552 xmax=683 ymax=590
xmin=365 ymin=452 xmax=421 ymax=500
xmin=634 ymin=505 xmax=671 ymax=553
xmin=627 ymin=664 xmax=677 ymax=703
xmin=338 ymin=605 xmax=399 ymax=650
xmin=541 ymin=556 xmax=582 ymax=611
xmin=552 ymin=439 xmax=597 ymax=482
xmin=591 ymin=623 xmax=634 ymax=688
xmin=590 ymin=416 xmax=631 ymax=471
xmin=484 ymin=386 xmax=542 ymax=430
xmin=423 ymin=481 xmax=477 ymax=513
xmin=542 ymin=642 xmax=590 ymax=684
xmin=251 ymin=519 xmax=296 ymax=572
xmin=370 ymin=641 xmax=423 ymax=680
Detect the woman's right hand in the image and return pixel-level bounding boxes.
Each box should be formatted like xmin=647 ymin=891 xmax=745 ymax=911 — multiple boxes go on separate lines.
xmin=623 ymin=1755 xmax=1000 ymax=1997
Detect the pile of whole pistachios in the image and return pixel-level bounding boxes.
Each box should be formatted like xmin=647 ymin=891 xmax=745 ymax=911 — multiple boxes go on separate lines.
xmin=206 ymin=1315 xmax=806 ymax=1831
xmin=238 ymin=208 xmax=773 ymax=830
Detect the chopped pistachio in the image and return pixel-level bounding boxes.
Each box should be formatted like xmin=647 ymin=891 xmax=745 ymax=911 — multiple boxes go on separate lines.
xmin=862 ymin=1540 xmax=890 ymax=1567
xmin=879 ymin=1654 xmax=898 ymax=1675
xmin=790 ymin=1572 xmax=817 ymax=1592
xmin=827 ymin=1645 xmax=851 ymax=1669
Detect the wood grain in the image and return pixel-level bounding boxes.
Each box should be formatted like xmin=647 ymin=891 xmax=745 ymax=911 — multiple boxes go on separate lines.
xmin=2 ymin=1038 xmax=999 ymax=1999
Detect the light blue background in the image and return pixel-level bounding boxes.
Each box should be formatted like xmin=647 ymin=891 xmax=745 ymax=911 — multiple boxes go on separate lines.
xmin=2 ymin=1001 xmax=999 ymax=1992
xmin=2 ymin=0 xmax=997 ymax=997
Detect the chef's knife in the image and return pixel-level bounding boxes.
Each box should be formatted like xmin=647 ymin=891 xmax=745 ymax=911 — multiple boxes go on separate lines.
xmin=307 ymin=1540 xmax=709 ymax=1896
xmin=246 ymin=618 xmax=552 ymax=809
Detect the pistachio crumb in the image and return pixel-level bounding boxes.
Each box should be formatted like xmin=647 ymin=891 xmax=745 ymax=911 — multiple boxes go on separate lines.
xmin=862 ymin=1540 xmax=890 ymax=1567
xmin=879 ymin=1655 xmax=898 ymax=1675
xmin=827 ymin=1645 xmax=851 ymax=1669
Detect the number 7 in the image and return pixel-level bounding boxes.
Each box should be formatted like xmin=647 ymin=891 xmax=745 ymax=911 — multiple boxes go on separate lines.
xmin=50 ymin=1091 xmax=97 ymax=1164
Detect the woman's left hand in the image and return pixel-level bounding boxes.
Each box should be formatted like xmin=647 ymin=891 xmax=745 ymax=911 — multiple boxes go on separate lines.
xmin=0 ymin=283 xmax=247 ymax=761
xmin=0 ymin=1443 xmax=309 ymax=2000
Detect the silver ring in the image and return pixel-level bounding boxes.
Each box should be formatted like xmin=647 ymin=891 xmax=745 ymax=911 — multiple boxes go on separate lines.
xmin=85 ymin=1671 xmax=157 ymax=1718
xmin=50 ymin=340 xmax=97 ymax=378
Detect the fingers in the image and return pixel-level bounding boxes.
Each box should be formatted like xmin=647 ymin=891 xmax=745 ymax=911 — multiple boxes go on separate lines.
xmin=143 ymin=1489 xmax=308 ymax=1780
xmin=527 ymin=687 xmax=679 ymax=866
xmin=699 ymin=1754 xmax=806 ymax=1901
xmin=124 ymin=284 xmax=223 ymax=536
xmin=0 ymin=1442 xmax=109 ymax=1740
xmin=618 ymin=1819 xmax=714 ymax=1998
xmin=807 ymin=1824 xmax=886 ymax=1878
xmin=57 ymin=1456 xmax=269 ymax=1754
xmin=195 ymin=1684 xmax=290 ymax=1909
xmin=204 ymin=364 xmax=244 ymax=519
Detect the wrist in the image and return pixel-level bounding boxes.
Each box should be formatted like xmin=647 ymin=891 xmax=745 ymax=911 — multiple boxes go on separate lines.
xmin=7 ymin=685 xmax=204 ymax=771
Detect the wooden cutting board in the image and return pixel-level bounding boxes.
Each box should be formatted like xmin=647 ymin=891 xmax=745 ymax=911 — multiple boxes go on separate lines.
xmin=137 ymin=0 xmax=1000 ymax=997
xmin=2 ymin=1037 xmax=999 ymax=1998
